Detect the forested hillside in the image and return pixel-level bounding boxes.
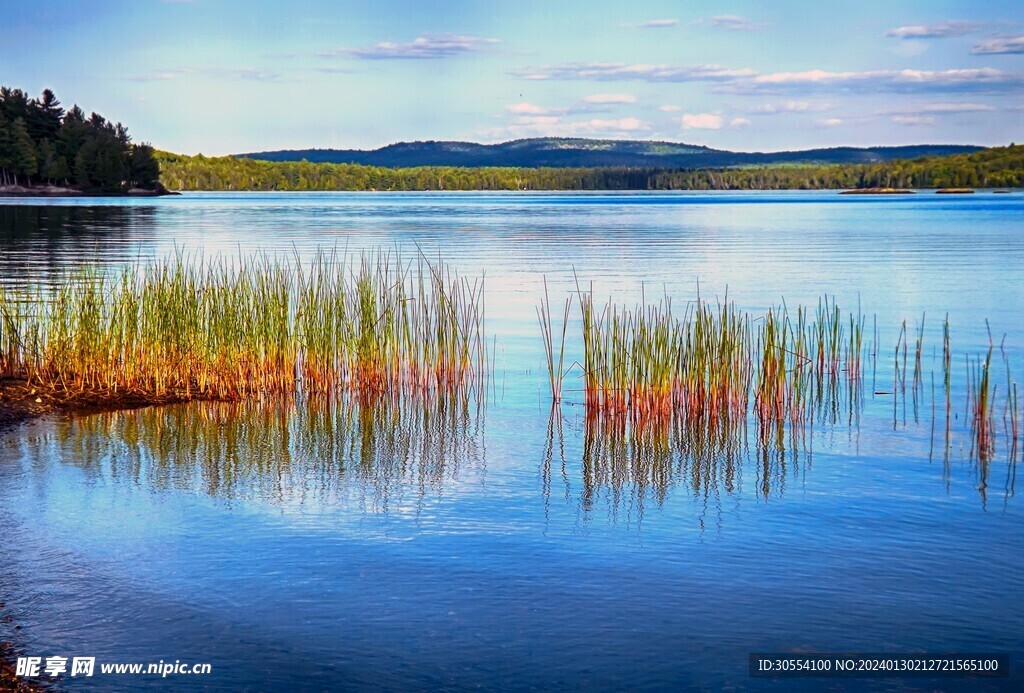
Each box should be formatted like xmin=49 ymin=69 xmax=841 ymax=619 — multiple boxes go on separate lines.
xmin=237 ymin=138 xmax=981 ymax=168
xmin=157 ymin=145 xmax=1022 ymax=192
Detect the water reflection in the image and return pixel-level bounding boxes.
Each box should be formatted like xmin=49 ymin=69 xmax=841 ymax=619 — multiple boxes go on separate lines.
xmin=0 ymin=205 xmax=158 ymax=285
xmin=33 ymin=394 xmax=485 ymax=512
xmin=545 ymin=409 xmax=812 ymax=525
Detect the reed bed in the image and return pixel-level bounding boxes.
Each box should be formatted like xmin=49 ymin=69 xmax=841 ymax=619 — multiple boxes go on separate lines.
xmin=541 ymin=286 xmax=1018 ymax=471
xmin=0 ymin=250 xmax=486 ymax=403
xmin=560 ymin=286 xmax=863 ymax=430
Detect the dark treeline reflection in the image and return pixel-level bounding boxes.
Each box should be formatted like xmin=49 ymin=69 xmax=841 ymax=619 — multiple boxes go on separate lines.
xmin=544 ymin=410 xmax=814 ymax=525
xmin=0 ymin=205 xmax=158 ymax=284
xmin=38 ymin=394 xmax=485 ymax=513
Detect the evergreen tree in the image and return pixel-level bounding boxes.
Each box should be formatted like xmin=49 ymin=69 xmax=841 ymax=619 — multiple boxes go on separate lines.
xmin=0 ymin=85 xmax=160 ymax=192
xmin=10 ymin=117 xmax=37 ymax=183
xmin=33 ymin=88 xmax=64 ymax=141
xmin=0 ymin=114 xmax=14 ymax=186
xmin=37 ymin=138 xmax=71 ymax=184
xmin=57 ymin=105 xmax=90 ymax=168
xmin=0 ymin=87 xmax=30 ymax=124
xmin=129 ymin=143 xmax=160 ymax=188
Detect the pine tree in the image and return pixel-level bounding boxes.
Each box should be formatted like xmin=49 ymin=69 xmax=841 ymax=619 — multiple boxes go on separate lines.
xmin=74 ymin=141 xmax=94 ymax=189
xmin=34 ymin=88 xmax=64 ymax=141
xmin=37 ymin=138 xmax=70 ymax=184
xmin=129 ymin=143 xmax=160 ymax=188
xmin=57 ymin=105 xmax=90 ymax=169
xmin=10 ymin=117 xmax=37 ymax=183
xmin=0 ymin=114 xmax=14 ymax=186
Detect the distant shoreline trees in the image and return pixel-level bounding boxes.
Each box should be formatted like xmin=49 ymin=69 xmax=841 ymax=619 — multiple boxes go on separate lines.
xmin=5 ymin=83 xmax=1015 ymax=194
xmin=0 ymin=85 xmax=160 ymax=192
xmin=157 ymin=145 xmax=1022 ymax=192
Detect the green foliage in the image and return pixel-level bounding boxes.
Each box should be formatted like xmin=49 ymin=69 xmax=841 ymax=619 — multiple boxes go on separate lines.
xmin=0 ymin=115 xmax=13 ymax=178
xmin=37 ymin=138 xmax=71 ymax=182
xmin=9 ymin=117 xmax=37 ymax=178
xmin=129 ymin=143 xmax=160 ymax=188
xmin=0 ymin=84 xmax=160 ymax=192
xmin=157 ymin=145 xmax=1023 ymax=192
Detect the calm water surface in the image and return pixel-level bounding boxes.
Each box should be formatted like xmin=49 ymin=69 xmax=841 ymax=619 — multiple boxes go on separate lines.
xmin=0 ymin=192 xmax=1022 ymax=690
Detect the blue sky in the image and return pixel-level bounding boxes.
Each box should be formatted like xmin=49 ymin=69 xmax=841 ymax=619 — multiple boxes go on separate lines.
xmin=1 ymin=0 xmax=1021 ymax=154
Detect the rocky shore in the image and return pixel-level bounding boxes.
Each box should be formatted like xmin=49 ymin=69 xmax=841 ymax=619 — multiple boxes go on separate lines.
xmin=0 ymin=183 xmax=178 ymax=197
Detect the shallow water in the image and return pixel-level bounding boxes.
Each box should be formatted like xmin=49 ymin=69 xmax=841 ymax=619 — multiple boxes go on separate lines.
xmin=1 ymin=191 xmax=1022 ymax=690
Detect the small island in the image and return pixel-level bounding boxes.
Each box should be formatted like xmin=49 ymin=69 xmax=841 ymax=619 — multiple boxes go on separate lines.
xmin=1 ymin=86 xmax=169 ymax=197
xmin=839 ymin=187 xmax=915 ymax=194
xmin=936 ymin=188 xmax=975 ymax=194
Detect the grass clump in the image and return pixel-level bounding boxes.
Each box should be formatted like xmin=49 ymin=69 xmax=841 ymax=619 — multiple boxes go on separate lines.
xmin=565 ymin=285 xmax=862 ymax=429
xmin=0 ymin=249 xmax=486 ymax=404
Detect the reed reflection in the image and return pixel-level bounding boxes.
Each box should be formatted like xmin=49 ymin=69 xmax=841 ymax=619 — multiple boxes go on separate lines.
xmin=39 ymin=393 xmax=485 ymax=512
xmin=545 ymin=406 xmax=812 ymax=525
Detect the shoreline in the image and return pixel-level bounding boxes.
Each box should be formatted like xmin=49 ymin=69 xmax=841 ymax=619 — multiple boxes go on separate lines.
xmin=0 ymin=642 xmax=44 ymax=692
xmin=5 ymin=186 xmax=1021 ymax=196
xmin=0 ymin=378 xmax=202 ymax=432
xmin=0 ymin=185 xmax=180 ymax=198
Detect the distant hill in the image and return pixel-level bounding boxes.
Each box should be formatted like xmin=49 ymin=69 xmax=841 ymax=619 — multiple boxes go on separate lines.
xmin=159 ymin=144 xmax=1022 ymax=191
xmin=236 ymin=138 xmax=984 ymax=169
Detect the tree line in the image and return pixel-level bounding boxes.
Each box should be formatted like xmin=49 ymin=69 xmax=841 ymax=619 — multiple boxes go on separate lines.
xmin=157 ymin=145 xmax=1022 ymax=192
xmin=0 ymin=85 xmax=160 ymax=192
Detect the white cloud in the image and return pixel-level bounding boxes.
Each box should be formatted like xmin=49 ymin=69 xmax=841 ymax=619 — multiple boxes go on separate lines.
xmin=880 ymin=102 xmax=995 ymax=121
xmin=892 ymin=115 xmax=936 ymax=125
xmin=753 ymin=100 xmax=831 ymax=114
xmin=586 ymin=117 xmax=646 ymax=131
xmin=886 ymin=21 xmax=981 ymax=39
xmin=506 ymin=102 xmax=551 ymax=115
xmin=741 ymin=67 xmax=1024 ymax=93
xmin=638 ymin=18 xmax=678 ymax=28
xmin=129 ymin=66 xmax=283 ymax=82
xmin=480 ymin=115 xmax=650 ymax=140
xmin=510 ymin=62 xmax=1024 ymax=101
xmin=707 ymin=15 xmax=769 ymax=31
xmin=514 ymin=115 xmax=561 ymax=126
xmin=681 ymin=113 xmax=723 ymax=130
xmin=503 ymin=96 xmax=637 ymax=118
xmin=818 ymin=118 xmax=845 ymax=127
xmin=319 ymin=34 xmax=499 ymax=60
xmin=658 ymin=105 xmax=682 ymax=112
xmin=583 ymin=93 xmax=636 ymax=104
xmin=509 ymin=62 xmax=756 ymax=82
xmin=730 ymin=117 xmax=751 ymax=129
xmin=918 ymin=102 xmax=996 ymax=113
xmin=972 ymin=35 xmax=1024 ymax=55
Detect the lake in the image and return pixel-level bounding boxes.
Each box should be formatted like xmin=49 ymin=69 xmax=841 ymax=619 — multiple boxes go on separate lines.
xmin=1 ymin=191 xmax=1022 ymax=691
